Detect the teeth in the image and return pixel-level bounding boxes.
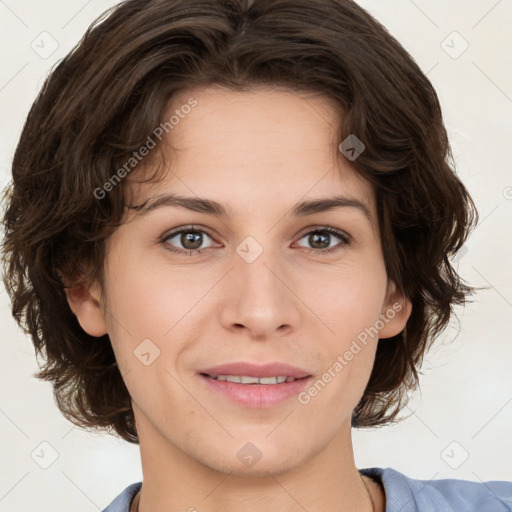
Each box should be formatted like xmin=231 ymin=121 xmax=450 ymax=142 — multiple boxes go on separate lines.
xmin=209 ymin=375 xmax=297 ymax=384
xmin=259 ymin=376 xmax=279 ymax=384
xmin=241 ymin=376 xmax=260 ymax=384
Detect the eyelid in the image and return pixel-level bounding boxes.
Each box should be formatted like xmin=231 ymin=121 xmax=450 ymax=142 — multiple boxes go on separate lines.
xmin=159 ymin=224 xmax=222 ymax=248
xmin=292 ymin=226 xmax=351 ymax=252
xmin=295 ymin=224 xmax=351 ymax=241
xmin=161 ymin=224 xmax=217 ymax=240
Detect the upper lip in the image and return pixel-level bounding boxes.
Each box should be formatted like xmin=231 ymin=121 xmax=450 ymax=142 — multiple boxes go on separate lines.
xmin=198 ymin=362 xmax=311 ymax=379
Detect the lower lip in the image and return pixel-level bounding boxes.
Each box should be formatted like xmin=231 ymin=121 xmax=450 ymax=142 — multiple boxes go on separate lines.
xmin=200 ymin=374 xmax=313 ymax=408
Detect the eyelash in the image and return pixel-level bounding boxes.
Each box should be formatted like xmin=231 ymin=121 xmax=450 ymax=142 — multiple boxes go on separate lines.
xmin=160 ymin=225 xmax=351 ymax=257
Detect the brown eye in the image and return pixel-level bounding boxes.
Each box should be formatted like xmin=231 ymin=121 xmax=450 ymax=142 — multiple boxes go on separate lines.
xmin=179 ymin=231 xmax=203 ymax=250
xmin=295 ymin=228 xmax=350 ymax=254
xmin=308 ymin=232 xmax=331 ymax=249
xmin=162 ymin=227 xmax=217 ymax=255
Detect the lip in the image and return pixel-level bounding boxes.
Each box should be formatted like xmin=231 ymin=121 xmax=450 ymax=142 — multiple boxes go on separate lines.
xmin=198 ymin=362 xmax=311 ymax=379
xmin=197 ymin=361 xmax=313 ymax=408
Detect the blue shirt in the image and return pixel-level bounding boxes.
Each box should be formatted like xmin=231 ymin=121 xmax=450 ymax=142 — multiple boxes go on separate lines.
xmin=101 ymin=467 xmax=512 ymax=511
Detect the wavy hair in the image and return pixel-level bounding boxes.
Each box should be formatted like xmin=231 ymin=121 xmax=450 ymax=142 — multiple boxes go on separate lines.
xmin=1 ymin=0 xmax=478 ymax=443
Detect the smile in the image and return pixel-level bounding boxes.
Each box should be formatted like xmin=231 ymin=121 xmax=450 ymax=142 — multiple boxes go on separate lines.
xmin=205 ymin=374 xmax=300 ymax=384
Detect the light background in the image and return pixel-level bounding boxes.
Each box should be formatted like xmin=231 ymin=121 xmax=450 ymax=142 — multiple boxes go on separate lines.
xmin=0 ymin=1 xmax=511 ymax=511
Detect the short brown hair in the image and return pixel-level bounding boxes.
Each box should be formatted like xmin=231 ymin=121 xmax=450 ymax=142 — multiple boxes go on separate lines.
xmin=1 ymin=0 xmax=478 ymax=443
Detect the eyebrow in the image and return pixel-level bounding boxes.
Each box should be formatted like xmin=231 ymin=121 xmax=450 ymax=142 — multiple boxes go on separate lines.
xmin=129 ymin=193 xmax=372 ymax=223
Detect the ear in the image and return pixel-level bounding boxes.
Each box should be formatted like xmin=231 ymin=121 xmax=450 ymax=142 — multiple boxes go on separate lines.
xmin=378 ymin=279 xmax=412 ymax=339
xmin=61 ymin=269 xmax=108 ymax=337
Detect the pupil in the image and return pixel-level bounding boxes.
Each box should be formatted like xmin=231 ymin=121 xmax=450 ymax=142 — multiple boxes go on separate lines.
xmin=182 ymin=232 xmax=202 ymax=249
xmin=310 ymin=232 xmax=329 ymax=249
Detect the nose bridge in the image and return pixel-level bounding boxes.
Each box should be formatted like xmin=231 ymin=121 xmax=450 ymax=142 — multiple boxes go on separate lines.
xmin=223 ymin=240 xmax=300 ymax=336
xmin=239 ymin=251 xmax=281 ymax=303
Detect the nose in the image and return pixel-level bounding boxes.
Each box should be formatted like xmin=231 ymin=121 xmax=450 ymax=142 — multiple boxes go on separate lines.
xmin=220 ymin=249 xmax=302 ymax=340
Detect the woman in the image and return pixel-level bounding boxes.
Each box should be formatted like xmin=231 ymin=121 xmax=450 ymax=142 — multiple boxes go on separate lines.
xmin=2 ymin=1 xmax=511 ymax=511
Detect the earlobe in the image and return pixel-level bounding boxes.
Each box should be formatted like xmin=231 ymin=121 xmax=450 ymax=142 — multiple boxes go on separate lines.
xmin=62 ymin=274 xmax=108 ymax=338
xmin=378 ymin=280 xmax=412 ymax=339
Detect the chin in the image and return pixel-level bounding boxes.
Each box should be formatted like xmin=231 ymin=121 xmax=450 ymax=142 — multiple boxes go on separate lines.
xmin=204 ymin=456 xmax=304 ymax=478
xmin=196 ymin=441 xmax=309 ymax=477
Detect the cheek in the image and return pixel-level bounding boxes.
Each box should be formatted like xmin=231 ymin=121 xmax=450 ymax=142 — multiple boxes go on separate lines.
xmin=302 ymin=263 xmax=387 ymax=343
xmin=101 ymin=254 xmax=212 ymax=380
xmin=298 ymin=262 xmax=386 ymax=407
xmin=104 ymin=251 xmax=209 ymax=334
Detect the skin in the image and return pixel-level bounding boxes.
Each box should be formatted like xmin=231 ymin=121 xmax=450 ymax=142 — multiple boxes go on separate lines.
xmin=66 ymin=85 xmax=412 ymax=512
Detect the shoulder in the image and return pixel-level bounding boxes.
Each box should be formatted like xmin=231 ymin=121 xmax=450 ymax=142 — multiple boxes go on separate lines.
xmin=101 ymin=482 xmax=142 ymax=512
xmin=99 ymin=471 xmax=512 ymax=512
xmin=360 ymin=467 xmax=512 ymax=512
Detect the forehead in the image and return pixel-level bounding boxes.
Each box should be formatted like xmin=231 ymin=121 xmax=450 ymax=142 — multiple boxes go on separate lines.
xmin=126 ymin=84 xmax=376 ymax=223
xmin=167 ymin=84 xmax=343 ymax=154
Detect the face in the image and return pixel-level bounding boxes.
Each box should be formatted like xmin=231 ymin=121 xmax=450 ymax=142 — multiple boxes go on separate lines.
xmin=70 ymin=85 xmax=411 ymax=476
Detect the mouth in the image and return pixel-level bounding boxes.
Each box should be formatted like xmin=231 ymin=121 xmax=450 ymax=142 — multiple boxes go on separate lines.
xmin=197 ymin=362 xmax=313 ymax=408
xmin=201 ymin=374 xmax=305 ymax=384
